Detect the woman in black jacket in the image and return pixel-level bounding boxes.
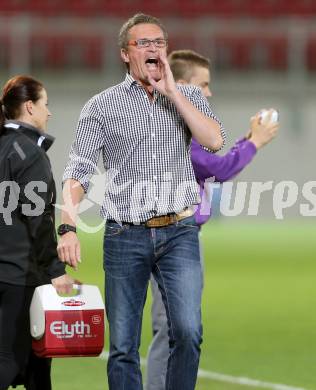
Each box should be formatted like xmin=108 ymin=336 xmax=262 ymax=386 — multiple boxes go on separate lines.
xmin=0 ymin=75 xmax=74 ymax=389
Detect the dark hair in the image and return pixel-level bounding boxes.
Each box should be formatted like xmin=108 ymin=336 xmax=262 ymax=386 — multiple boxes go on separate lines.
xmin=0 ymin=75 xmax=44 ymax=136
xmin=168 ymin=50 xmax=210 ymax=82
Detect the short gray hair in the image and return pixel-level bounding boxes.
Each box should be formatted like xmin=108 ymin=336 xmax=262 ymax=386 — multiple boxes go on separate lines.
xmin=118 ymin=13 xmax=168 ymax=49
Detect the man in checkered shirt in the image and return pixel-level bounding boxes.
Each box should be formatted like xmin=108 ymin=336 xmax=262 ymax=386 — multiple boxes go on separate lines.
xmin=58 ymin=13 xmax=225 ymax=390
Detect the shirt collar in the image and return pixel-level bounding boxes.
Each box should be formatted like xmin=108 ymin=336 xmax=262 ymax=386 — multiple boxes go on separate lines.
xmin=123 ymin=73 xmax=159 ymax=101
xmin=4 ymin=120 xmax=55 ymax=151
xmin=124 ymin=73 xmax=139 ymax=90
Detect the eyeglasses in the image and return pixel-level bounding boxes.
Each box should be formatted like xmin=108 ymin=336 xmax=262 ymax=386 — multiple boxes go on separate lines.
xmin=128 ymin=38 xmax=168 ymax=49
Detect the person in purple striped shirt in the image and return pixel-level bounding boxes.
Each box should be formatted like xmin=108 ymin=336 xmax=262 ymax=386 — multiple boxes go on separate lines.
xmin=146 ymin=49 xmax=279 ymax=390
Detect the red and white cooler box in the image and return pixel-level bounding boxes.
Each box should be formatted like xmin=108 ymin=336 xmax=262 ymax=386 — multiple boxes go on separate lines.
xmin=30 ymin=284 xmax=105 ymax=357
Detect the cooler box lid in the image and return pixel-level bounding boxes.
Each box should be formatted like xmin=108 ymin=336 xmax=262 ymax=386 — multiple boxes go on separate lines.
xmin=30 ymin=284 xmax=105 ymax=339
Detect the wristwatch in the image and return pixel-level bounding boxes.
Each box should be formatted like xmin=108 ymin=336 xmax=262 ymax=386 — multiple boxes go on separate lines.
xmin=57 ymin=224 xmax=77 ymax=236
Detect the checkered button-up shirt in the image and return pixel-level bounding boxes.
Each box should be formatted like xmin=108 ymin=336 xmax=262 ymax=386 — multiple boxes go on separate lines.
xmin=63 ymin=73 xmax=225 ymax=222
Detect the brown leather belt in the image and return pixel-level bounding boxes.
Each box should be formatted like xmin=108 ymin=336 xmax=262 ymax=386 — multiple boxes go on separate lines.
xmin=107 ymin=208 xmax=194 ymax=228
xmin=145 ymin=207 xmax=194 ymax=228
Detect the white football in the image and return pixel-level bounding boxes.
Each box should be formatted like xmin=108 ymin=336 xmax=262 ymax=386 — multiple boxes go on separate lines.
xmin=260 ymin=109 xmax=279 ymax=123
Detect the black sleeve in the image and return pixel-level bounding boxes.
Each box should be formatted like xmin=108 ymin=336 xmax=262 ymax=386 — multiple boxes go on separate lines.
xmin=32 ymin=202 xmax=66 ymax=280
xmin=9 ymin=142 xmax=65 ymax=280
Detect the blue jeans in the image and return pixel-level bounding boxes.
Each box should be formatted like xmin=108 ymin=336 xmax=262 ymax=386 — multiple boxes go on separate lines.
xmin=146 ymin=231 xmax=204 ymax=390
xmin=103 ymin=216 xmax=203 ymax=390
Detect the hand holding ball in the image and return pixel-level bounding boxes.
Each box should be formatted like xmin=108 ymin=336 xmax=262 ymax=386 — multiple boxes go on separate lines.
xmin=260 ymin=108 xmax=279 ymax=124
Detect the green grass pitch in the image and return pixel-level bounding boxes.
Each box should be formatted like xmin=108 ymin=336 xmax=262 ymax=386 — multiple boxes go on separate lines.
xmin=11 ymin=220 xmax=316 ymax=390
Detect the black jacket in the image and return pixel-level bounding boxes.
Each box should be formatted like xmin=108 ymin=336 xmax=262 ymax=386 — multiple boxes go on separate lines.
xmin=0 ymin=121 xmax=65 ymax=286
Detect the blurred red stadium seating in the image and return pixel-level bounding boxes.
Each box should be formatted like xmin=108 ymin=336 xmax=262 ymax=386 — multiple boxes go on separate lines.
xmin=29 ymin=33 xmax=104 ymax=69
xmin=0 ymin=0 xmax=315 ymax=71
xmin=307 ymin=35 xmax=316 ymax=71
xmin=170 ymin=33 xmax=288 ymax=71
xmin=213 ymin=34 xmax=288 ymax=70
xmin=0 ymin=0 xmax=316 ymax=17
xmin=0 ymin=33 xmax=10 ymax=67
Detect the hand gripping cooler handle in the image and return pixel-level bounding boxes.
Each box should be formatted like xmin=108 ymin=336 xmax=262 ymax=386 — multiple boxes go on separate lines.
xmin=45 ymin=283 xmax=83 ymax=301
xmin=72 ymin=283 xmax=81 ymax=294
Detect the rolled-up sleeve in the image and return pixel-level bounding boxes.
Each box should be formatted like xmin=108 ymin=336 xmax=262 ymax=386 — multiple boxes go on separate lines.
xmin=189 ymin=87 xmax=226 ymax=151
xmin=63 ymin=96 xmax=105 ymax=192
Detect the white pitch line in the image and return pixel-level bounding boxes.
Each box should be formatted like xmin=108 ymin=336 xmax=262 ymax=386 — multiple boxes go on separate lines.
xmin=197 ymin=369 xmax=307 ymax=390
xmin=99 ymin=351 xmax=308 ymax=390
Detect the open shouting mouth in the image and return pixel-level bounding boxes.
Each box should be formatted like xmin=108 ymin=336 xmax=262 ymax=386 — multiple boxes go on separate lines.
xmin=145 ymin=57 xmax=159 ymax=71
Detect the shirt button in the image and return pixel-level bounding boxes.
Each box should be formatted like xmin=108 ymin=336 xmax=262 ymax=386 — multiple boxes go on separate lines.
xmin=152 ymin=154 xmax=156 ymax=160
xmin=153 ymin=176 xmax=157 ymax=181
xmin=152 ymin=133 xmax=155 ymax=138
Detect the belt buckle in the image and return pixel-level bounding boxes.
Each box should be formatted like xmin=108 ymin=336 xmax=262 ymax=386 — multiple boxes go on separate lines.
xmin=145 ymin=213 xmax=179 ymax=228
xmin=145 ymin=215 xmax=168 ymax=228
xmin=144 ymin=208 xmax=194 ymax=228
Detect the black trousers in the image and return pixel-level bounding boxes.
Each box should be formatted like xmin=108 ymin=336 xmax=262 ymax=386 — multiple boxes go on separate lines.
xmin=0 ymin=282 xmax=51 ymax=390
